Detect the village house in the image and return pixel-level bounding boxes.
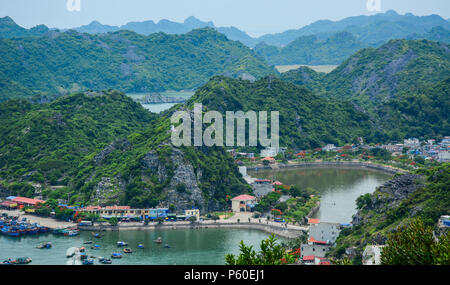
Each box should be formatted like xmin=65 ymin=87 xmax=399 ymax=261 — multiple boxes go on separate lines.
xmin=309 ymin=221 xmax=341 ymax=245
xmin=322 ymin=144 xmax=336 ymax=152
xmin=185 ymin=208 xmax=200 ymax=221
xmin=79 ymin=206 xmax=169 ymax=220
xmin=231 ymin=194 xmax=257 ymax=213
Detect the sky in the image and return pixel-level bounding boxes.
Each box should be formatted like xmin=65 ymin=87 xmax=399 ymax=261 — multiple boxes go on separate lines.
xmin=0 ymin=0 xmax=449 ymax=37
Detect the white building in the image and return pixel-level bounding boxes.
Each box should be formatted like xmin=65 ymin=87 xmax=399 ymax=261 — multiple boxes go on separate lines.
xmin=437 ymin=151 xmax=450 ymax=162
xmin=309 ymin=222 xmax=341 ymax=245
xmin=322 ymin=144 xmax=336 ymax=152
xmin=362 ymin=245 xmax=384 ymax=265
xmin=260 ymin=147 xmax=278 ymax=158
xmin=238 ymin=166 xmax=247 ymax=177
xmin=404 ymin=138 xmax=420 ymax=148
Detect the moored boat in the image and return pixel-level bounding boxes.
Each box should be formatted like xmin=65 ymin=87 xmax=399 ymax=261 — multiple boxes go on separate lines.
xmin=37 ymin=242 xmax=52 ymax=249
xmin=111 ymin=253 xmax=122 ymax=259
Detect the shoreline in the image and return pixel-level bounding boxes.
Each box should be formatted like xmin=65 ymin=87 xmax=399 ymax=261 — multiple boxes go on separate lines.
xmin=78 ymin=219 xmax=308 ymax=239
xmin=246 ymin=160 xmax=408 ymax=175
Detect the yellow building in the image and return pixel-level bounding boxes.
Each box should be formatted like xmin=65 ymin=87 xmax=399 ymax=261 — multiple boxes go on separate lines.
xmin=184 ymin=209 xmax=200 ymax=220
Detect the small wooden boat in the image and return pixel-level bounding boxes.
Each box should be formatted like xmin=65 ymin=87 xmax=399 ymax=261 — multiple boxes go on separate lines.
xmin=164 ymin=244 xmax=171 ymax=248
xmin=154 ymin=237 xmax=162 ymax=244
xmin=117 ymin=241 xmax=128 ymax=247
xmin=98 ymin=257 xmax=112 ymax=264
xmin=123 ymin=248 xmax=132 ymax=253
xmin=6 ymin=257 xmax=32 ymax=265
xmin=82 ymin=259 xmax=94 ymax=265
xmin=84 ymin=241 xmax=93 ymax=244
xmin=111 ymin=253 xmax=122 ymax=259
xmin=138 ymin=244 xmax=145 ymax=249
xmin=37 ymin=242 xmax=52 ymax=249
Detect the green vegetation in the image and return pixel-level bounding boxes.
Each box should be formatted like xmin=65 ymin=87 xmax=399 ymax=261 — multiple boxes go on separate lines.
xmin=225 ymin=234 xmax=295 ymax=265
xmin=187 ymin=76 xmax=375 ymax=150
xmin=0 ymin=27 xmax=275 ymax=101
xmin=281 ymin=40 xmax=450 ymax=141
xmin=255 ymin=32 xmax=369 ymax=65
xmin=0 ymin=89 xmax=251 ymax=211
xmin=330 ymin=163 xmax=450 ymax=262
xmin=381 ymin=218 xmax=449 ymax=265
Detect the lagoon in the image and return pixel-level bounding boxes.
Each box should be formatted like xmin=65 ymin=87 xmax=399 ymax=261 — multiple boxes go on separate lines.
xmin=249 ymin=166 xmax=392 ymax=223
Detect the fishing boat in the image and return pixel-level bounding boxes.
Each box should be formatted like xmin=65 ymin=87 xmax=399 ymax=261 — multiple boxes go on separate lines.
xmin=82 ymin=259 xmax=94 ymax=265
xmin=154 ymin=237 xmax=162 ymax=244
xmin=66 ymin=247 xmax=76 ymax=258
xmin=123 ymin=248 xmax=132 ymax=253
xmin=1 ymin=227 xmax=20 ymax=237
xmin=98 ymin=257 xmax=112 ymax=264
xmin=92 ymin=233 xmax=102 ymax=239
xmin=111 ymin=253 xmax=122 ymax=259
xmin=164 ymin=244 xmax=171 ymax=248
xmin=84 ymin=241 xmax=93 ymax=244
xmin=138 ymin=244 xmax=144 ymax=249
xmin=37 ymin=242 xmax=52 ymax=249
xmin=117 ymin=241 xmax=128 ymax=247
xmin=3 ymin=257 xmax=33 ymax=265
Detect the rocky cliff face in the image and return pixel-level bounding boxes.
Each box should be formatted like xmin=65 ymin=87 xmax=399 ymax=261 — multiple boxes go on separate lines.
xmin=352 ymin=173 xmax=425 ymax=227
xmin=89 ymin=143 xmax=237 ymax=213
xmin=141 ymin=146 xmax=205 ymax=211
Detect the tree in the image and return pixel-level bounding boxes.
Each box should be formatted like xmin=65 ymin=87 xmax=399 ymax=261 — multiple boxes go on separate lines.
xmin=156 ymin=217 xmax=165 ymax=225
xmin=108 ymin=217 xmax=119 ymax=227
xmin=225 ymin=234 xmax=295 ymax=265
xmin=381 ymin=218 xmax=450 ymax=265
xmin=189 ymin=216 xmax=197 ymax=223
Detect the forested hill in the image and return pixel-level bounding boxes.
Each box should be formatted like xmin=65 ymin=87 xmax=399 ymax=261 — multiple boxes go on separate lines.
xmin=185 ymin=76 xmax=377 ymax=150
xmin=0 ymin=90 xmax=251 ymax=211
xmin=322 ymin=40 xmax=450 ymax=107
xmin=280 ymin=39 xmax=450 ymax=141
xmin=0 ymin=27 xmax=276 ymax=101
xmin=255 ymin=32 xmax=369 ymax=65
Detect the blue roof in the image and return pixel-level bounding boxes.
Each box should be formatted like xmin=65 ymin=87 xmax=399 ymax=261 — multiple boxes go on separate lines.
xmin=6 ymin=196 xmax=16 ymax=200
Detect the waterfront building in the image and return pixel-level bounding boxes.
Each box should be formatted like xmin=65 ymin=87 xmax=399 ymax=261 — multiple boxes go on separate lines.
xmin=231 ymin=194 xmax=257 ymax=213
xmin=309 ymin=222 xmax=341 ymax=245
xmin=79 ymin=206 xmax=169 ymax=220
xmin=185 ymin=208 xmax=200 ymax=220
xmin=9 ymin=197 xmax=45 ymax=207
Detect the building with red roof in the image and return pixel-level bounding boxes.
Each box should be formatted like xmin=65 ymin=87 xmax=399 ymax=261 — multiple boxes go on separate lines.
xmin=308 ymin=218 xmax=320 ymax=224
xmin=231 ymin=194 xmax=257 ymax=213
xmin=11 ymin=197 xmax=45 ymax=206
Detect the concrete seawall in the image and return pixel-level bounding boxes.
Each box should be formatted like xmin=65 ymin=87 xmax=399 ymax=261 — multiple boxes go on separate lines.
xmin=79 ymin=221 xmax=307 ymax=239
xmin=247 ymin=161 xmax=408 ymax=174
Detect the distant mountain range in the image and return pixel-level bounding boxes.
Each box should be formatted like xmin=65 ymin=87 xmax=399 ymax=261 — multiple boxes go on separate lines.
xmin=0 ymin=27 xmax=275 ymax=101
xmin=2 ymin=10 xmax=448 ymax=50
xmin=281 ymin=39 xmax=450 ymax=139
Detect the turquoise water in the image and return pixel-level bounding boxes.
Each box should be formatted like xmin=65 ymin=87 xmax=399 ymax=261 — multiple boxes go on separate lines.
xmin=0 ymin=228 xmax=281 ymax=265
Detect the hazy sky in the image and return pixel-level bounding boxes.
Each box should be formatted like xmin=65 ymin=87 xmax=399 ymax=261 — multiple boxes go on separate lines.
xmin=1 ymin=0 xmax=449 ymax=37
